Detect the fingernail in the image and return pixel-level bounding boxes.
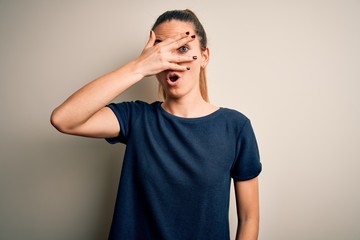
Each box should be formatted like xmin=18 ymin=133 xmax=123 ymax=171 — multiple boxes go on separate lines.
xmin=187 ymin=67 xmax=191 ymax=70
xmin=186 ymin=31 xmax=190 ymax=35
xmin=193 ymin=56 xmax=197 ymax=60
xmin=191 ymin=35 xmax=196 ymax=38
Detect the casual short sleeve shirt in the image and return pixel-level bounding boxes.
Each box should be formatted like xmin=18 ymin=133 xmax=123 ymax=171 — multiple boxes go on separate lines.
xmin=106 ymin=101 xmax=262 ymax=240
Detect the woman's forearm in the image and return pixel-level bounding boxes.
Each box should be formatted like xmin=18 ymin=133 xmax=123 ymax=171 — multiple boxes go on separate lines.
xmin=50 ymin=60 xmax=143 ymax=132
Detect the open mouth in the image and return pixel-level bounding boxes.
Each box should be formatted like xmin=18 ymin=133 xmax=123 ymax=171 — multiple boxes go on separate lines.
xmin=169 ymin=75 xmax=179 ymax=82
xmin=167 ymin=72 xmax=180 ymax=82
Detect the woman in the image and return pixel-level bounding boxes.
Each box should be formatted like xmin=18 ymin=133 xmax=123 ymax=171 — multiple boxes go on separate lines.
xmin=51 ymin=9 xmax=262 ymax=240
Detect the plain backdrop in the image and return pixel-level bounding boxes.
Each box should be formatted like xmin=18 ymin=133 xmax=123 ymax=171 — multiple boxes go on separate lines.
xmin=1 ymin=0 xmax=359 ymax=239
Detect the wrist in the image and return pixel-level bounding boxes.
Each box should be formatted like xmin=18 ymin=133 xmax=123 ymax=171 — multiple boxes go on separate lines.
xmin=111 ymin=60 xmax=145 ymax=84
xmin=128 ymin=59 xmax=146 ymax=79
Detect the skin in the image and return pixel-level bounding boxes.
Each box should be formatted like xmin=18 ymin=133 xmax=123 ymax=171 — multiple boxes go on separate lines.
xmin=50 ymin=20 xmax=259 ymax=239
xmin=235 ymin=177 xmax=260 ymax=240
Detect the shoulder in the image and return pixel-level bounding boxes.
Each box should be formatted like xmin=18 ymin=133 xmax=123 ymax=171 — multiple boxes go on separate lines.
xmin=217 ymin=107 xmax=257 ymax=139
xmin=220 ymin=107 xmax=250 ymax=125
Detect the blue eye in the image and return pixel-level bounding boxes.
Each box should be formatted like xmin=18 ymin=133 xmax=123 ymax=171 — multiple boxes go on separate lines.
xmin=178 ymin=45 xmax=189 ymax=53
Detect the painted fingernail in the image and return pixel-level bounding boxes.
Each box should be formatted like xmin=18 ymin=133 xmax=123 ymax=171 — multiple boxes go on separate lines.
xmin=186 ymin=31 xmax=190 ymax=35
xmin=191 ymin=35 xmax=196 ymax=38
xmin=193 ymin=56 xmax=197 ymax=60
xmin=187 ymin=67 xmax=191 ymax=70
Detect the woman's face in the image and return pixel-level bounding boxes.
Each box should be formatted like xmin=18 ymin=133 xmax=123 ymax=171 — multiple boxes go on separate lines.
xmin=153 ymin=20 xmax=209 ymax=100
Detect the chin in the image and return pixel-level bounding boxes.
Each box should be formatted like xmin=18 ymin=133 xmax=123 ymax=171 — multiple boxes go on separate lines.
xmin=163 ymin=91 xmax=183 ymax=100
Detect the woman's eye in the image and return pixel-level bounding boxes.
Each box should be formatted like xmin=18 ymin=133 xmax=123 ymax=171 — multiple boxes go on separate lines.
xmin=178 ymin=46 xmax=189 ymax=53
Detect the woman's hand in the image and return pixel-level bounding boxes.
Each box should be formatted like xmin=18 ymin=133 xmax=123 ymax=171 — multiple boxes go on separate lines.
xmin=134 ymin=31 xmax=197 ymax=77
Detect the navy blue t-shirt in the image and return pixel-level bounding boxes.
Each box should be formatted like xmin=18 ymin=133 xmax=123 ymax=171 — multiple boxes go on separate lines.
xmin=106 ymin=101 xmax=261 ymax=240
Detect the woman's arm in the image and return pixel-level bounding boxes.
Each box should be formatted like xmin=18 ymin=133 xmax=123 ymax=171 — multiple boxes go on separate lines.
xmin=50 ymin=61 xmax=144 ymax=138
xmin=50 ymin=31 xmax=196 ymax=138
xmin=234 ymin=177 xmax=260 ymax=240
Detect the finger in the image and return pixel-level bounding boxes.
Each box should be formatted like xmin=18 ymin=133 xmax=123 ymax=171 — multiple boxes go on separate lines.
xmin=167 ymin=55 xmax=197 ymax=64
xmin=165 ymin=63 xmax=191 ymax=72
xmin=158 ymin=32 xmax=192 ymax=48
xmin=144 ymin=30 xmax=156 ymax=49
xmin=164 ymin=34 xmax=196 ymax=50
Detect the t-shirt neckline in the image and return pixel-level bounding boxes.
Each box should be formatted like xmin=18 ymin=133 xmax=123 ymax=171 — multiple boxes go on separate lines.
xmin=156 ymin=101 xmax=223 ymax=122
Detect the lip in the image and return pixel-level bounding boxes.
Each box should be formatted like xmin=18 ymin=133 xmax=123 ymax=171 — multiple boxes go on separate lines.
xmin=166 ymin=72 xmax=181 ymax=86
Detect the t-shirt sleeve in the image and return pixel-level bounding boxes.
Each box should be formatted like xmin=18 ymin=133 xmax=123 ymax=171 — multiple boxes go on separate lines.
xmin=231 ymin=119 xmax=262 ymax=181
xmin=105 ymin=101 xmax=134 ymax=144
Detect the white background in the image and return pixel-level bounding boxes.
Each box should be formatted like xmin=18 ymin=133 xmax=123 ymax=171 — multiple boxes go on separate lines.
xmin=1 ymin=0 xmax=359 ymax=239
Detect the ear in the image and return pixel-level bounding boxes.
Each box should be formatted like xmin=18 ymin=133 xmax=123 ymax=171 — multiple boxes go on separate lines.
xmin=201 ymin=47 xmax=210 ymax=68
